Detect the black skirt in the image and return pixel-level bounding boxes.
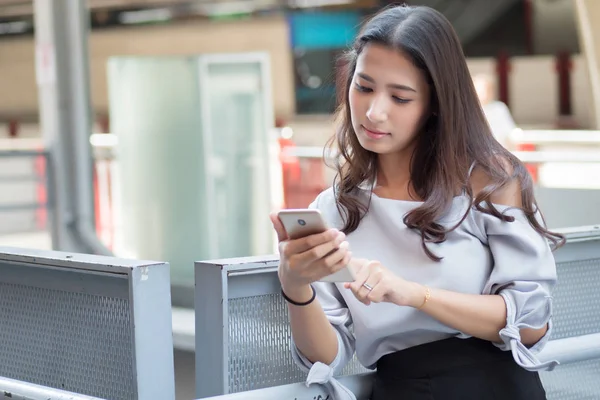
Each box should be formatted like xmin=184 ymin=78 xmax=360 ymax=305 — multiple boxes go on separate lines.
xmin=372 ymin=337 xmax=547 ymax=400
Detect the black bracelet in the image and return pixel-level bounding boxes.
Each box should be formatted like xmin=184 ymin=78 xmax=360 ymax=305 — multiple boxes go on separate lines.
xmin=281 ymin=285 xmax=316 ymax=306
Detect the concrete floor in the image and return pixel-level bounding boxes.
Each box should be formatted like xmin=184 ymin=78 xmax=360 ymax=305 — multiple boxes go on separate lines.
xmin=175 ymin=350 xmax=196 ymax=400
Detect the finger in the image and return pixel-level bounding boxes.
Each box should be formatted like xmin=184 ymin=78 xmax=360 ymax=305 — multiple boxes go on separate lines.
xmin=343 ymin=257 xmax=365 ymax=289
xmin=295 ymin=234 xmax=348 ymax=266
xmin=349 ymin=260 xmax=373 ymax=293
xmin=270 ymin=212 xmax=288 ymax=243
xmin=351 ymin=284 xmax=371 ymax=306
xmin=363 ymin=272 xmax=385 ymax=303
xmin=366 ymin=278 xmax=385 ymax=304
xmin=350 ymin=261 xmax=383 ymax=305
xmin=358 ymin=279 xmax=375 ymax=300
xmin=311 ymin=249 xmax=352 ymax=282
xmin=356 ymin=276 xmax=379 ymax=305
xmin=342 ymin=254 xmax=358 ymax=290
xmin=345 ymin=268 xmax=370 ymax=305
xmin=285 ymin=229 xmax=342 ymax=257
xmin=321 ymin=244 xmax=352 ymax=274
xmin=286 ymin=235 xmax=347 ymax=280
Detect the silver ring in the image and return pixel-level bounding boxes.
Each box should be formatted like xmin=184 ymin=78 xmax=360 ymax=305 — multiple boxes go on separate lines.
xmin=362 ymin=283 xmax=373 ymax=291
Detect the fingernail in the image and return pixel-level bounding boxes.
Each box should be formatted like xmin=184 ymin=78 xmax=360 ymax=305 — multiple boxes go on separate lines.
xmin=339 ymin=241 xmax=349 ymax=249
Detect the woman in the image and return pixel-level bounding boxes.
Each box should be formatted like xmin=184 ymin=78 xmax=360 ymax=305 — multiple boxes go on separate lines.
xmin=270 ymin=5 xmax=563 ymax=400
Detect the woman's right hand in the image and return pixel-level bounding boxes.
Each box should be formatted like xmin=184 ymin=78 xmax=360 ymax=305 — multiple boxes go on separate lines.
xmin=270 ymin=212 xmax=351 ymax=295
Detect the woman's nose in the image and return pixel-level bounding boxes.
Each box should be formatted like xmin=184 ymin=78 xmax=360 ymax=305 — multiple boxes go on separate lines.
xmin=366 ymin=97 xmax=388 ymax=123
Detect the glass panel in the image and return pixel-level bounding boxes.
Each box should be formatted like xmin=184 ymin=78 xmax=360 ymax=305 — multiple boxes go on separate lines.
xmin=108 ymin=57 xmax=210 ymax=285
xmin=108 ymin=55 xmax=274 ymax=287
xmin=204 ymin=60 xmax=273 ymax=258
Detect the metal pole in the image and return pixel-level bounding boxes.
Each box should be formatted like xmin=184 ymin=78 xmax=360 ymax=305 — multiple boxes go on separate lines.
xmin=33 ymin=0 xmax=111 ymax=255
xmin=0 ymin=376 xmax=106 ymax=400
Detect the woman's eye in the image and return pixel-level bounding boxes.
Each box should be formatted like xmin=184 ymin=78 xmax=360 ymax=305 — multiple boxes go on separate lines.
xmin=392 ymin=96 xmax=410 ymax=104
xmin=354 ymin=83 xmax=372 ymax=93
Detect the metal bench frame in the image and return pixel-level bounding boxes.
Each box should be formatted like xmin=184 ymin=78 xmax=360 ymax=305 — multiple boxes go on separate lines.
xmin=195 ymin=226 xmax=600 ymax=399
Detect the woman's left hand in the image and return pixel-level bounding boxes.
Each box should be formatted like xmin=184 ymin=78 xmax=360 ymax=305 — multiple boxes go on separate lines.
xmin=344 ymin=259 xmax=425 ymax=307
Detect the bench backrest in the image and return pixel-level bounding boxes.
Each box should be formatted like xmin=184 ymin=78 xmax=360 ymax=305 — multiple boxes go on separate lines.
xmin=194 ymin=227 xmax=600 ymax=399
xmin=0 ymin=247 xmax=175 ymax=400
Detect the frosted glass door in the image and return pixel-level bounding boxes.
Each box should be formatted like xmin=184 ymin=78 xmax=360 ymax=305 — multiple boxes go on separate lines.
xmin=108 ymin=57 xmax=209 ymax=286
xmin=200 ymin=58 xmax=273 ymax=259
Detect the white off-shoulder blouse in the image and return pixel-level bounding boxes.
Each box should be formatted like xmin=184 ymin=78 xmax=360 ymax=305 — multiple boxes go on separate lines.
xmin=290 ymin=186 xmax=558 ymax=400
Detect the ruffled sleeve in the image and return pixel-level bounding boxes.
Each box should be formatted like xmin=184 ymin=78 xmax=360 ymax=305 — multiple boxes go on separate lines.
xmin=475 ymin=206 xmax=559 ymax=371
xmin=290 ymin=282 xmax=357 ymax=400
xmin=289 ymin=189 xmax=357 ymax=400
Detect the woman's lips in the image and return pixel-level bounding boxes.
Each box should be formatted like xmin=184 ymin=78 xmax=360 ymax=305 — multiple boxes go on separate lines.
xmin=362 ymin=125 xmax=390 ymax=139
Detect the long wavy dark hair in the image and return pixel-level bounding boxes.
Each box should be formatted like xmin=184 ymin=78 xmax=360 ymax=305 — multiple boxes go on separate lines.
xmin=327 ymin=4 xmax=565 ymax=260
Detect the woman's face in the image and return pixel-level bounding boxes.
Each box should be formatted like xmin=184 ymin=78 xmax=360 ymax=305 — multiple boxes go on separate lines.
xmin=349 ymin=43 xmax=432 ymax=159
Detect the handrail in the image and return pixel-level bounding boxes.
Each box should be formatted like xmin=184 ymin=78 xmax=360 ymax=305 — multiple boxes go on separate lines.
xmin=282 ymin=146 xmax=600 ymax=164
xmin=5 ymin=129 xmax=600 ymax=155
xmin=510 ymin=128 xmax=600 ymax=145
xmin=0 ymin=149 xmax=49 ymax=158
xmin=0 ymin=376 xmax=106 ymax=400
xmin=0 ymin=150 xmax=49 ymax=213
xmin=513 ymin=150 xmax=600 ymax=163
xmin=201 ymin=373 xmax=375 ymax=400
xmin=0 ymin=138 xmax=45 ymax=150
xmin=538 ymin=333 xmax=600 ymax=365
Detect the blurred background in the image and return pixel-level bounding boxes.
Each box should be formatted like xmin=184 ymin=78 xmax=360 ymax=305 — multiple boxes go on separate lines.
xmin=1 ymin=1 xmax=600 ymax=398
xmin=1 ymin=0 xmax=600 ymax=284
xmin=1 ymin=0 xmax=600 ymax=281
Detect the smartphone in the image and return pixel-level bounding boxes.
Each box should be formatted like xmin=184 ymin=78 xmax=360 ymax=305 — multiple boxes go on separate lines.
xmin=277 ymin=209 xmax=355 ymax=283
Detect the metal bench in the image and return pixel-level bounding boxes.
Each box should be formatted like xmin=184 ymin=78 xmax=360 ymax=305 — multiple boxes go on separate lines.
xmin=0 ymin=247 xmax=176 ymax=400
xmin=199 ymin=332 xmax=600 ymax=400
xmin=194 ymin=226 xmax=600 ymax=399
